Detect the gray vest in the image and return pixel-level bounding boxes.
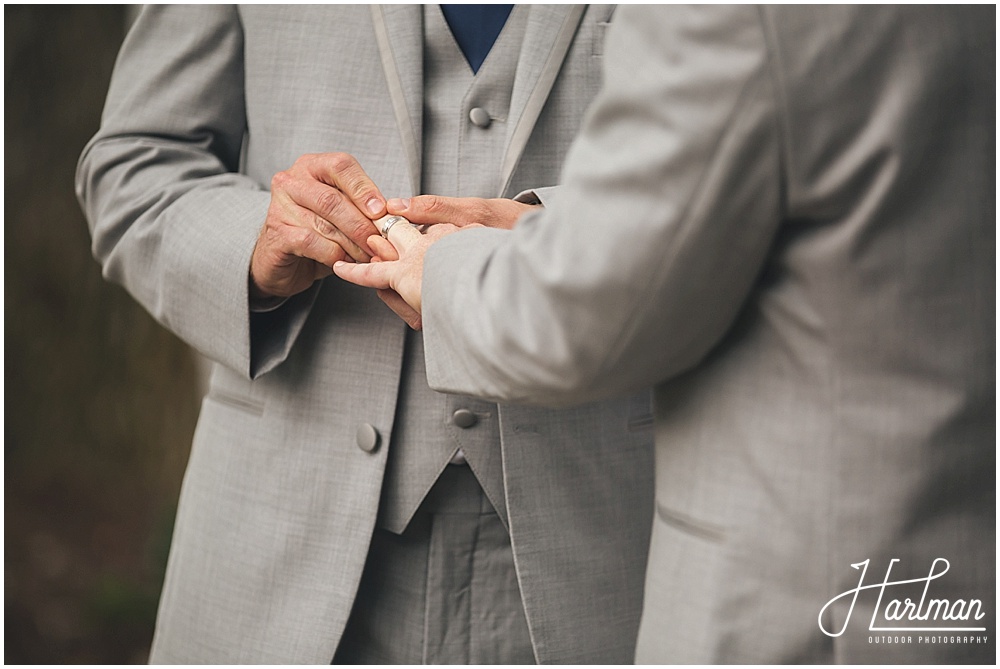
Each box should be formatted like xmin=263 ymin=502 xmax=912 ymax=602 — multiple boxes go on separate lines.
xmin=376 ymin=5 xmax=528 ymax=534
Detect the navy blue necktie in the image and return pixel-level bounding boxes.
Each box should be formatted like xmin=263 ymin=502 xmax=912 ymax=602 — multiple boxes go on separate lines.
xmin=440 ymin=4 xmax=514 ymax=74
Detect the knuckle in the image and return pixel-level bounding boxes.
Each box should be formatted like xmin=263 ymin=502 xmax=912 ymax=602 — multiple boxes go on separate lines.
xmin=345 ymin=175 xmax=374 ymax=200
xmin=312 ymin=213 xmax=337 ymax=239
xmin=315 ymin=188 xmax=345 ymax=218
xmin=270 ymin=170 xmax=291 ymax=191
xmin=329 ymin=152 xmax=356 ymax=174
xmin=422 ymin=195 xmax=444 ymax=215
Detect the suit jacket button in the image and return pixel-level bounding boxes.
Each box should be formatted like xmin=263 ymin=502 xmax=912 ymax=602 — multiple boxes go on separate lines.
xmin=469 ymin=107 xmax=492 ymax=128
xmin=452 ymin=409 xmax=478 ymax=429
xmin=355 ymin=423 xmax=380 ymax=453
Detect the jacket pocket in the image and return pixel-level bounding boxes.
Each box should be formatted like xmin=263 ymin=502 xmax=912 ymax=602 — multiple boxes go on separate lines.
xmin=627 ymin=413 xmax=655 ymax=432
xmin=593 ymin=20 xmax=612 ymax=57
xmin=205 ymin=389 xmax=265 ymax=416
xmin=655 ymin=502 xmax=727 ymax=543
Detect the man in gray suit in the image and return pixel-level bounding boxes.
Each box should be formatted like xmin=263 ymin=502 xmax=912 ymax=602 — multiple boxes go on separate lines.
xmin=76 ymin=5 xmax=654 ymax=664
xmin=336 ymin=5 xmax=995 ymax=663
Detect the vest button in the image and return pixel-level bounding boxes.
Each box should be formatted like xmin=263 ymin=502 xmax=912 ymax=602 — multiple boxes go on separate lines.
xmin=469 ymin=107 xmax=492 ymax=128
xmin=451 ymin=409 xmax=478 ymax=429
xmin=355 ymin=423 xmax=380 ymax=453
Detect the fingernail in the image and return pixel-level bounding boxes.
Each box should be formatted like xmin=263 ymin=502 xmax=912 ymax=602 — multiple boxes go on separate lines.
xmin=388 ymin=197 xmax=410 ymax=211
xmin=366 ymin=198 xmax=384 ymax=216
xmin=333 ymin=261 xmax=346 ymax=269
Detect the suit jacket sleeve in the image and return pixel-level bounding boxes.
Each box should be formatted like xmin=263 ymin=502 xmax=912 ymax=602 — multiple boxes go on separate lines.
xmin=422 ymin=5 xmax=783 ymax=406
xmin=75 ymin=5 xmax=314 ymax=379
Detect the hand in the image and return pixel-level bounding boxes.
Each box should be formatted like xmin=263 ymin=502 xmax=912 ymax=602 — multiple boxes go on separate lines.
xmin=333 ymin=222 xmax=463 ymax=327
xmin=250 ymin=153 xmax=387 ymax=299
xmin=386 ymin=195 xmax=536 ymax=230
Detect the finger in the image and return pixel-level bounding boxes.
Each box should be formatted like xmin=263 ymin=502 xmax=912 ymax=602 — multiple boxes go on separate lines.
xmin=387 ymin=195 xmax=532 ymax=230
xmin=279 ymin=174 xmax=379 ymax=255
xmin=303 ymin=152 xmax=386 ymax=219
xmin=332 ymin=259 xmax=393 ymax=290
xmin=368 ymin=234 xmax=399 ymax=262
xmin=250 ymin=227 xmax=346 ymax=297
xmin=280 ymin=199 xmax=370 ymax=263
xmin=377 ymin=289 xmax=422 ymax=330
xmin=425 ymin=223 xmax=466 ymax=243
xmin=376 ymin=219 xmax=423 ymax=254
xmin=386 ymin=194 xmax=475 ymax=226
xmin=281 ymin=225 xmax=352 ymax=268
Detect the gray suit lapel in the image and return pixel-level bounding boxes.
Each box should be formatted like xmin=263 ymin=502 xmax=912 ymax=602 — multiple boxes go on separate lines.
xmin=499 ymin=4 xmax=586 ymax=196
xmin=370 ymin=5 xmax=423 ymax=195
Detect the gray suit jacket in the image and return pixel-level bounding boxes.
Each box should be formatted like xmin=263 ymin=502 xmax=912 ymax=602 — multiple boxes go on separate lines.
xmin=76 ymin=5 xmax=654 ymax=664
xmin=422 ymin=6 xmax=994 ymax=663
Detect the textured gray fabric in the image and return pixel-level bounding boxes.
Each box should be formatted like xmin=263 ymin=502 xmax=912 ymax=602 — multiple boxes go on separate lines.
xmin=422 ymin=5 xmax=995 ymax=664
xmin=376 ymin=5 xmax=528 ymax=535
xmin=336 ymin=465 xmax=533 ymax=664
xmin=376 ymin=330 xmax=503 ymax=534
xmin=76 ymin=4 xmax=653 ymax=664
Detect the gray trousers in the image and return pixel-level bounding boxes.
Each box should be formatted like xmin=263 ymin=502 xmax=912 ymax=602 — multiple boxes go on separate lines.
xmin=333 ymin=464 xmax=535 ymax=664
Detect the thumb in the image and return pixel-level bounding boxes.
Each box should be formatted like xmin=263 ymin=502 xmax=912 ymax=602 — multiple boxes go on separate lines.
xmin=333 ymin=259 xmax=392 ymax=290
xmin=387 ymin=195 xmax=469 ymax=226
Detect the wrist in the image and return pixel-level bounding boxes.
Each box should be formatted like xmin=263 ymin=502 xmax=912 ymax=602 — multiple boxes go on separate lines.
xmin=248 ymin=271 xmax=287 ymax=312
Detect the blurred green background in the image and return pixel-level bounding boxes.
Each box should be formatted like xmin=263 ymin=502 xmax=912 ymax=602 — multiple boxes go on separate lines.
xmin=5 ymin=6 xmax=202 ymax=663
